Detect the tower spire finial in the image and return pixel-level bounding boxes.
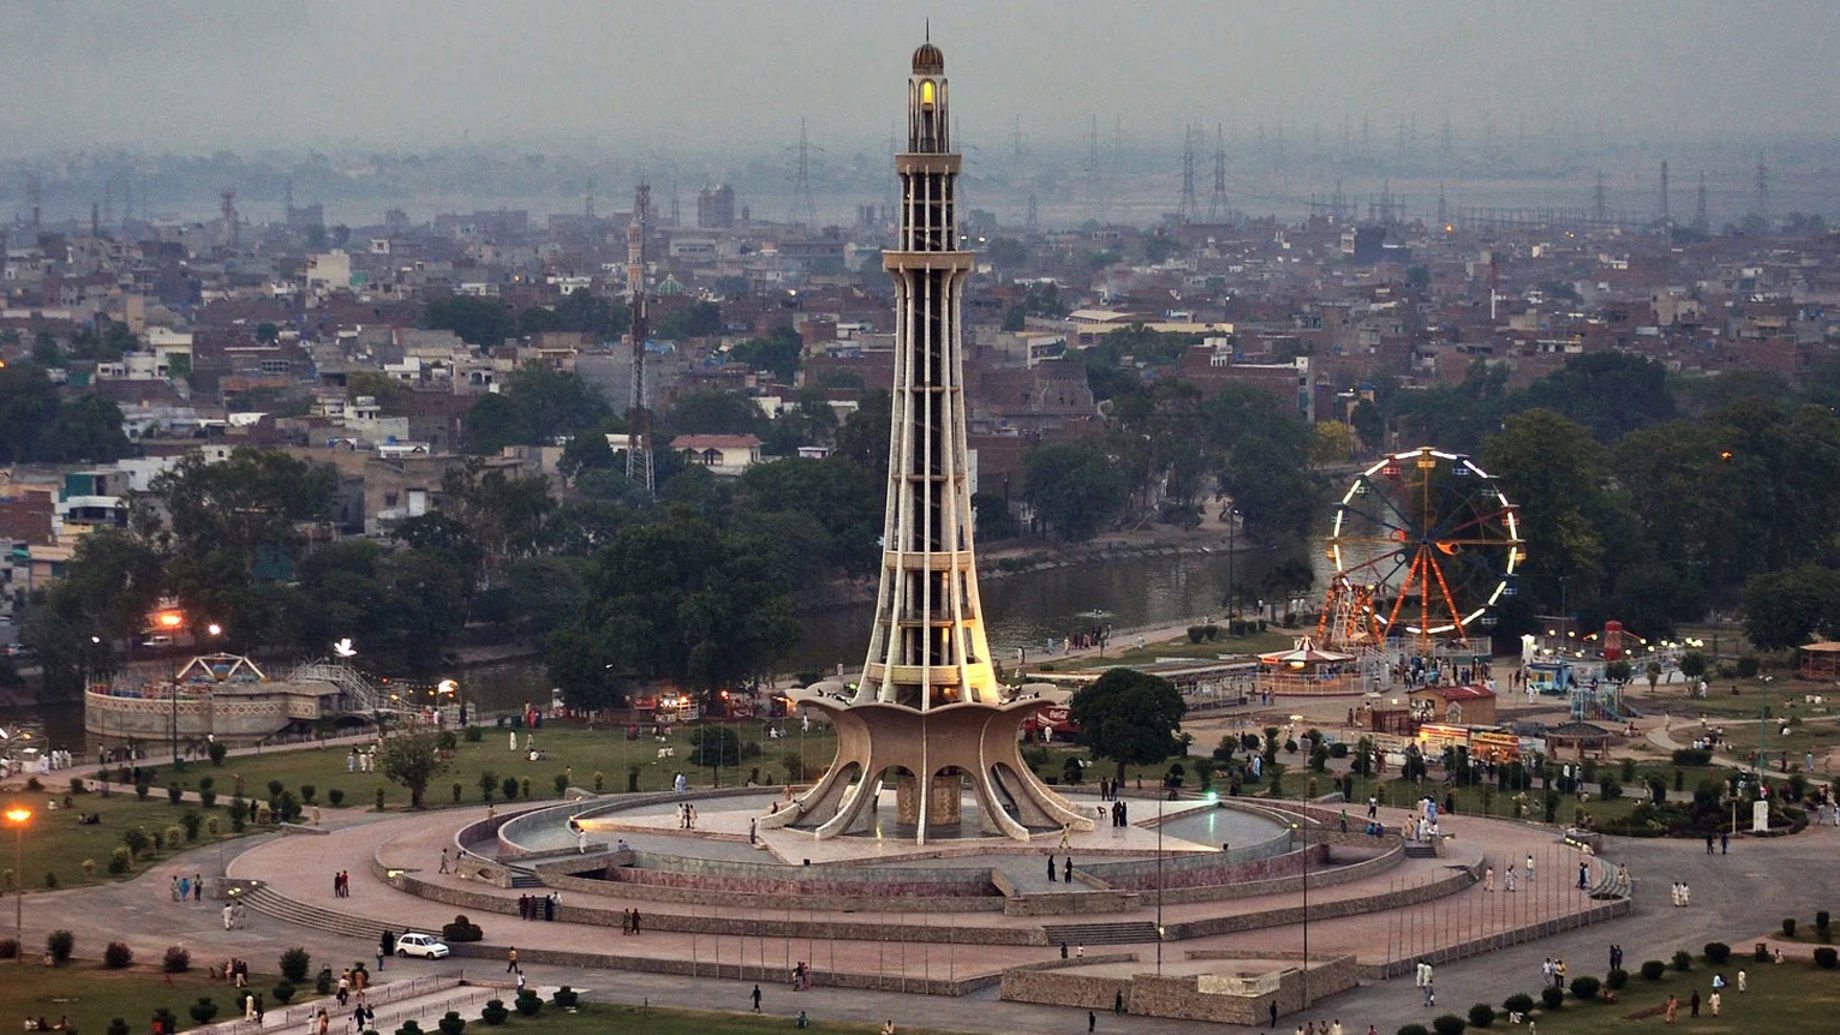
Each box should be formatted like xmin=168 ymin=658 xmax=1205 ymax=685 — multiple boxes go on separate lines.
xmin=925 ymin=18 xmax=930 ymax=42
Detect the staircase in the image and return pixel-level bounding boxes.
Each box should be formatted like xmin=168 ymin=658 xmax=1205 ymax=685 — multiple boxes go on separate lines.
xmin=1403 ymin=842 xmax=1439 ymax=860
xmin=1041 ymin=921 xmax=1161 ymax=946
xmin=241 ymin=884 xmax=420 ymax=941
xmin=507 ymin=870 xmax=544 ymax=889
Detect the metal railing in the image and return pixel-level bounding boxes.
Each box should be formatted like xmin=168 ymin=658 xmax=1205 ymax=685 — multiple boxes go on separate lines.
xmin=191 ymin=972 xmax=463 ymax=1035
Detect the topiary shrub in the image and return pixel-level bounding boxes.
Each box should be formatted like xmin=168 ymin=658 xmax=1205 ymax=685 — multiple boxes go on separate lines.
xmin=272 ymin=982 xmax=295 ymax=1005
xmin=108 ymin=846 xmax=131 ymax=875
xmin=1816 ymin=947 xmax=1839 ymax=970
xmin=106 ymin=1019 xmax=129 ymax=1035
xmin=513 ymin=989 xmax=541 ymax=1017
xmin=1467 ymin=1002 xmax=1495 ymax=1028
xmin=501 ymin=777 xmax=519 ymax=801
xmin=328 ymin=788 xmax=345 ymax=807
xmin=438 ymin=1011 xmax=466 ymax=1035
xmin=167 ymin=783 xmax=184 ymax=805
xmin=317 ymin=967 xmax=334 ymax=994
xmin=551 ymin=987 xmax=579 ymax=1008
xmin=164 ymin=945 xmax=191 ymax=973
xmin=188 ymin=997 xmax=220 ymax=1024
xmin=149 ymin=1009 xmax=176 ymax=1035
xmin=1397 ymin=1026 xmax=1430 ymax=1035
xmin=464 ymin=725 xmax=483 ymax=743
xmin=1755 ymin=942 xmax=1773 ymax=962
xmin=1569 ymin=976 xmax=1601 ymax=1001
xmin=479 ymin=1000 xmax=509 ymax=1026
xmin=279 ymin=947 xmax=311 ymax=983
xmin=1539 ymin=986 xmax=1563 ymax=1010
xmin=395 ymin=1022 xmax=425 ymax=1035
xmin=1784 ymin=918 xmax=1798 ymax=938
xmin=1431 ymin=1017 xmax=1466 ymax=1035
xmin=1640 ymin=959 xmax=1666 ymax=980
xmin=1672 ymin=949 xmax=1693 ymax=972
xmin=163 ymin=824 xmax=185 ymax=849
xmin=441 ymin=915 xmax=483 ymax=942
xmin=1705 ymin=942 xmax=1731 ymax=964
xmin=103 ymin=941 xmax=134 ymax=968
xmin=0 ymin=939 xmax=17 ymax=960
xmin=1819 ymin=910 xmax=1831 ymax=934
xmin=46 ymin=930 xmax=74 ymax=964
xmin=1501 ymin=993 xmax=1534 ymax=1015
xmin=1604 ymin=968 xmax=1628 ymax=990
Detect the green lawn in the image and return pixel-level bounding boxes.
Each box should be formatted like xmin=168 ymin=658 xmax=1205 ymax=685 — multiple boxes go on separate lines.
xmin=1072 ymin=628 xmax=1297 ymax=669
xmin=0 ymin=787 xmax=242 ymax=891
xmin=0 ymin=961 xmax=277 ymax=1034
xmin=141 ymin=723 xmax=839 ymax=812
xmin=1513 ymin=954 xmax=1840 ymax=1032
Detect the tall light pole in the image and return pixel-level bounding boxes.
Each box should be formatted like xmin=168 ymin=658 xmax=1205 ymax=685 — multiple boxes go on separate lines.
xmin=1293 ymin=820 xmax=1310 ymax=1008
xmin=154 ymin=608 xmax=186 ymax=768
xmin=1155 ymin=796 xmax=1164 ymax=975
xmin=4 ymin=806 xmax=30 ymax=963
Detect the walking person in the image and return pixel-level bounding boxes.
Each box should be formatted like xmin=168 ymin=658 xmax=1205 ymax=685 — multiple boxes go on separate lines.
xmin=1485 ymin=865 xmax=1495 ymax=892
xmin=1047 ymin=854 xmax=1057 ymax=882
xmin=1526 ymin=853 xmax=1534 ymax=883
xmin=506 ymin=947 xmax=520 ymax=973
xmin=1064 ymin=856 xmax=1073 ymax=883
xmin=439 ymin=848 xmax=451 ymax=874
xmin=751 ymin=985 xmax=762 ymax=1013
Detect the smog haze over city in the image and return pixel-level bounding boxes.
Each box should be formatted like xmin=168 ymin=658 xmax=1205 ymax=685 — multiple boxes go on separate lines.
xmin=7 ymin=0 xmax=1840 ymax=226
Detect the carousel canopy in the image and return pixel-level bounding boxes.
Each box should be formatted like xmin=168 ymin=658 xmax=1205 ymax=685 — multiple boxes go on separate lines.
xmin=1258 ymin=637 xmax=1357 ymax=666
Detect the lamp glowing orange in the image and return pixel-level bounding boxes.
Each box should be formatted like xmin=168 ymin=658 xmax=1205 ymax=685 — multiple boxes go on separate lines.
xmin=1 ymin=807 xmax=28 ymax=825
xmin=156 ymin=611 xmax=185 ymax=630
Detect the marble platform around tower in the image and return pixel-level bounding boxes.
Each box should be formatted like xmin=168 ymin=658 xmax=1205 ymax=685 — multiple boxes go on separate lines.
xmin=513 ymin=789 xmax=1293 ymax=868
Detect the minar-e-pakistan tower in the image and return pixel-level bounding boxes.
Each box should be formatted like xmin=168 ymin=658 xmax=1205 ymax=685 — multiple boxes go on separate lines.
xmin=762 ymin=38 xmax=1092 ymax=844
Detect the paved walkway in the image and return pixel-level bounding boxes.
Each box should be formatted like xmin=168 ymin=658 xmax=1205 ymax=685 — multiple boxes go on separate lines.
xmin=18 ymin=809 xmax=1836 ymax=1035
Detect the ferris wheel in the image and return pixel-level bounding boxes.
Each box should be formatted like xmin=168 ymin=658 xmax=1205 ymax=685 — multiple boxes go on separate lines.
xmin=1326 ymin=446 xmax=1525 ymax=643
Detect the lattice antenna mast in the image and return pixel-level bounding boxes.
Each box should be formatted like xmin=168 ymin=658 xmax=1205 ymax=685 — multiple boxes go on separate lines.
xmin=1087 ymin=114 xmax=1106 ymax=222
xmin=27 ymin=175 xmax=41 ymax=231
xmin=1658 ymin=160 xmax=1670 ymax=231
xmin=1177 ymin=124 xmax=1199 ymax=223
xmin=221 ymin=188 xmax=239 ymax=248
xmin=1206 ymin=123 xmax=1229 ymax=222
xmin=792 ymin=118 xmax=819 ymax=228
xmin=1694 ymin=172 xmax=1708 ymax=233
xmin=624 ymin=183 xmax=655 ymax=495
xmin=1592 ymin=170 xmax=1608 ymax=224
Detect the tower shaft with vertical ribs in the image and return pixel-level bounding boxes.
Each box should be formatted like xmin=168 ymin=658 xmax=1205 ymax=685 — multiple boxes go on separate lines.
xmin=764 ymin=39 xmax=1089 ymax=845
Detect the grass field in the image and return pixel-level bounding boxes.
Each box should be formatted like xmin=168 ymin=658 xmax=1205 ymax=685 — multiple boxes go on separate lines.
xmin=1068 ymin=628 xmax=1296 ymax=669
xmin=0 ymin=961 xmax=277 ymax=1035
xmin=0 ymin=787 xmax=240 ymax=891
xmin=1505 ymin=952 xmax=1840 ymax=1032
xmin=145 ymin=722 xmax=840 ymax=812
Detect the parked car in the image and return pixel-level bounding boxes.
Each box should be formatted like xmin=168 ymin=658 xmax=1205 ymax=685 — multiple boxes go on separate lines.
xmin=394 ymin=933 xmax=450 ymax=959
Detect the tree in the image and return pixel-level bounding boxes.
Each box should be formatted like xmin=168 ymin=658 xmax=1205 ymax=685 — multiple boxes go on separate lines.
xmin=379 ymin=731 xmax=450 ymax=809
xmin=145 ymin=449 xmax=333 ymax=570
xmin=1349 ymin=398 xmax=1384 ymax=452
xmin=690 ymin=726 xmax=740 ymax=771
xmin=654 ymin=301 xmax=722 ymax=340
xmin=1022 ymin=442 xmax=1128 ymax=541
xmin=664 ymin=389 xmax=766 ymax=436
xmin=463 ymin=363 xmax=611 ymax=454
xmin=1518 ymin=352 xmax=1675 ymax=444
xmin=50 ymin=393 xmax=133 ymax=463
xmin=1742 ymin=566 xmax=1840 ymax=650
xmin=0 ymin=364 xmax=62 ymax=462
xmin=831 ymin=390 xmax=892 ymax=486
xmin=729 ymin=326 xmax=804 ymax=382
xmin=1069 ymin=668 xmax=1186 ymax=781
xmin=424 ymin=295 xmax=516 ymax=347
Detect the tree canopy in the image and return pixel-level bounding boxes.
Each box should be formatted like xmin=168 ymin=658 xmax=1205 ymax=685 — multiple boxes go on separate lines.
xmin=1069 ymin=668 xmax=1187 ymax=781
xmin=464 ymin=363 xmax=611 ymax=453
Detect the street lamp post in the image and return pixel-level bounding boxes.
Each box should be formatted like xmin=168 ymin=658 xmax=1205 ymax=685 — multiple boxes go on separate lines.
xmin=4 ymin=806 xmax=29 ymax=963
xmin=1155 ymin=796 xmax=1164 ymax=975
xmin=1294 ymin=820 xmax=1311 ymax=1009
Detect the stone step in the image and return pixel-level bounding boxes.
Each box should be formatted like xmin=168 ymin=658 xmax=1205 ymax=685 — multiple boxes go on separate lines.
xmin=1041 ymin=920 xmax=1161 ymax=947
xmin=241 ymin=886 xmax=409 ymax=943
xmin=1403 ymin=843 xmax=1438 ymax=859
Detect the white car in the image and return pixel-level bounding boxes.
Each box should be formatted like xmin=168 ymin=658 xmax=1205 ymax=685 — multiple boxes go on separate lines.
xmin=394 ymin=933 xmax=450 ymax=959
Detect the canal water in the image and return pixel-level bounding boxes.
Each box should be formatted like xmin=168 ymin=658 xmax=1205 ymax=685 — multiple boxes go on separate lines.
xmin=1 ymin=543 xmax=1313 ymax=753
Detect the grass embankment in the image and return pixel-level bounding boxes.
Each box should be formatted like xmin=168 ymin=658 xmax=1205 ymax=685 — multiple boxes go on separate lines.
xmin=0 ymin=961 xmax=277 ymax=1035
xmin=0 ymin=788 xmax=240 ymax=890
xmin=485 ymin=1001 xmax=969 ymax=1035
xmin=1513 ymin=951 xmax=1840 ymax=1032
xmin=150 ymin=723 xmax=840 ymax=811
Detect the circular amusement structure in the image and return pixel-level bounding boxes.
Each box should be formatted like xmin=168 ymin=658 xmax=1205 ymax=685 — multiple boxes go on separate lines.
xmin=1322 ymin=446 xmax=1524 ymax=648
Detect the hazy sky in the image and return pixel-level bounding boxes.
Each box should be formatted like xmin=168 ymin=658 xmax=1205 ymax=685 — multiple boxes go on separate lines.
xmin=3 ymin=1 xmax=1836 ymax=155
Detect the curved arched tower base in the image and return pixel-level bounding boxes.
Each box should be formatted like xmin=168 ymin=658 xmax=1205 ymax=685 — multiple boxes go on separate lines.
xmin=758 ymin=693 xmax=1092 ymax=844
